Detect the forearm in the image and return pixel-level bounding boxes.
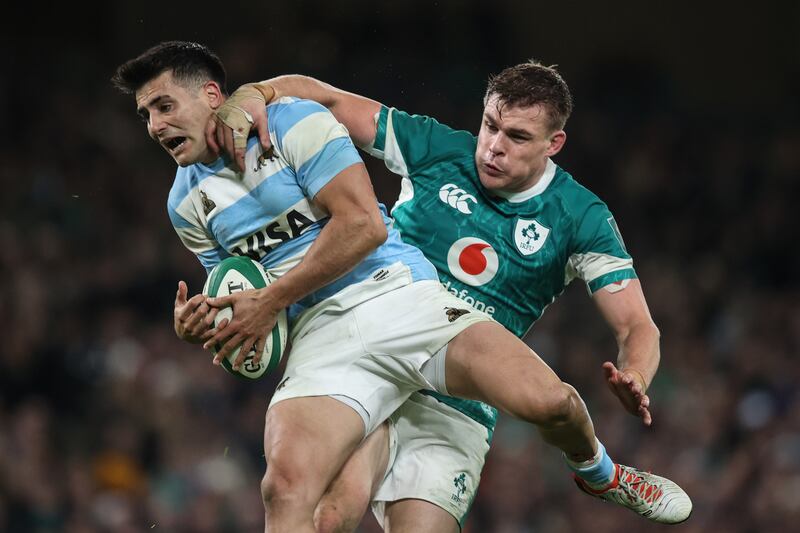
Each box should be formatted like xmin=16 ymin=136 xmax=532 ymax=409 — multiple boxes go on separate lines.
xmin=264 ymin=208 xmax=387 ymax=309
xmin=261 ymin=75 xmax=340 ymax=108
xmin=616 ymin=322 xmax=661 ymax=390
xmin=256 ymin=75 xmax=380 ymax=147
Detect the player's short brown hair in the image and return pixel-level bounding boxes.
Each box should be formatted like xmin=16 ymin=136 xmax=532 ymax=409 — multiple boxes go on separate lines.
xmin=484 ymin=60 xmax=573 ymax=132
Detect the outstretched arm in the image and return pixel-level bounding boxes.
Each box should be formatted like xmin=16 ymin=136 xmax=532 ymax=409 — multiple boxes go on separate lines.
xmin=592 ymin=279 xmax=661 ymax=426
xmin=208 ymin=76 xmax=382 ymax=170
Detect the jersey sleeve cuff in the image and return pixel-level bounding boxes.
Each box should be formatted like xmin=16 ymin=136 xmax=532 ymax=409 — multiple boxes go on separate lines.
xmin=588 ymin=268 xmax=637 ymax=293
xmin=371 ymin=105 xmax=390 ymax=153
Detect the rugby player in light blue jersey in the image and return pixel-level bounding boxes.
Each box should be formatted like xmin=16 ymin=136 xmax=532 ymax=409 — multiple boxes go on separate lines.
xmin=209 ymin=62 xmax=693 ymax=530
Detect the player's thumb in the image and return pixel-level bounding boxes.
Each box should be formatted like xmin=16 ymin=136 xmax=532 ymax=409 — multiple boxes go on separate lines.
xmin=601 ymin=361 xmax=618 ymax=381
xmin=205 ymin=116 xmax=220 ymax=155
xmin=258 ymin=121 xmax=272 ymax=152
xmin=175 ymin=280 xmax=188 ymax=305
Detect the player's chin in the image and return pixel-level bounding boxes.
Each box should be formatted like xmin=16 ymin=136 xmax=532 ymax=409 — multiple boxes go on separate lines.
xmin=477 ymin=170 xmax=509 ymax=191
xmin=172 ymin=149 xmax=201 ymax=167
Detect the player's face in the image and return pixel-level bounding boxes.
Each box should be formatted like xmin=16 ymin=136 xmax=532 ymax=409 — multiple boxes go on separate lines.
xmin=135 ymin=70 xmax=220 ymax=166
xmin=475 ymin=95 xmax=566 ymax=193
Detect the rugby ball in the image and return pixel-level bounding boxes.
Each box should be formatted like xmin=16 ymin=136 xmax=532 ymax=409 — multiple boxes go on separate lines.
xmin=203 ymin=256 xmax=288 ymax=379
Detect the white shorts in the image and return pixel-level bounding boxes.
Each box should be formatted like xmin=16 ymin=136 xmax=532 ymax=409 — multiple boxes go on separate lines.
xmin=268 ymin=280 xmax=492 ymax=435
xmin=371 ymin=392 xmax=491 ymax=528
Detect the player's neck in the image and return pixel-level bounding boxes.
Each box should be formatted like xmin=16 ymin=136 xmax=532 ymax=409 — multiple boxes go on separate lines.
xmin=200 ymin=148 xmax=219 ymax=165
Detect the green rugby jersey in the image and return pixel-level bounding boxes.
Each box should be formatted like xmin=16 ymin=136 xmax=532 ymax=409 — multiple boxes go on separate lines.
xmin=363 ymin=106 xmax=636 ymax=432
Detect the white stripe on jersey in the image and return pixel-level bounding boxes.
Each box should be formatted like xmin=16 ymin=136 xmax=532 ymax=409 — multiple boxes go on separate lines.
xmin=365 ymin=109 xmax=415 ymax=214
xmin=392 ymin=177 xmax=416 ymax=216
xmin=174 ymin=224 xmax=216 ymax=253
xmin=365 ymin=109 xmax=409 ymax=178
xmin=565 ymin=252 xmax=633 ymax=286
xmin=200 ymin=162 xmax=289 ymax=220
xmin=278 ymin=108 xmax=353 ymax=171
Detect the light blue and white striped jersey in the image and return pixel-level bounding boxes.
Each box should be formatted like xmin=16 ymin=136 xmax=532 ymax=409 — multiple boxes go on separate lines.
xmin=167 ymin=97 xmax=437 ymax=321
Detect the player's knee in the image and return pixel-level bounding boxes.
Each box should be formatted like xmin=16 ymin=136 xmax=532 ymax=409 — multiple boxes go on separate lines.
xmin=528 ymin=382 xmax=580 ymax=427
xmin=260 ymin=461 xmax=306 ymax=510
xmin=314 ymin=501 xmax=361 ymax=533
xmin=314 ymin=482 xmax=371 ymax=533
xmin=260 ymin=469 xmax=285 ymax=508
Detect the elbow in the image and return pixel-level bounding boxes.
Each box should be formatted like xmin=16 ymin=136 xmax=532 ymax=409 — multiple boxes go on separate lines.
xmin=353 ymin=212 xmax=387 ymax=251
xmin=647 ymin=321 xmax=661 ymax=344
xmin=367 ymin=217 xmax=388 ymax=248
xmin=617 ymin=319 xmax=660 ymax=346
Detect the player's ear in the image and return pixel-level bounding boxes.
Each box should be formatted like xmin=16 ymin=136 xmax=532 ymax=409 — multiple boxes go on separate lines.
xmin=204 ymin=81 xmax=224 ymax=110
xmin=546 ymin=130 xmax=566 ymax=157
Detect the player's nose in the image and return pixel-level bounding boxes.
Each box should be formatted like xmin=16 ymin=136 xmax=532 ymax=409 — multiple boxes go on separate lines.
xmin=148 ymin=114 xmax=167 ymax=138
xmin=488 ymin=135 xmax=505 ymax=156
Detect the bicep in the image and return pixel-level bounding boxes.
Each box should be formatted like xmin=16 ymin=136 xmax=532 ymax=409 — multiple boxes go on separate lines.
xmin=327 ymin=91 xmax=382 ymax=149
xmin=592 ymin=279 xmax=656 ymax=337
xmin=313 ymin=162 xmax=382 ymax=219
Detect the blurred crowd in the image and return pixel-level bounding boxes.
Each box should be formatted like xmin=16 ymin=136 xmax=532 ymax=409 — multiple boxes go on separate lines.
xmin=1 ymin=6 xmax=799 ymax=532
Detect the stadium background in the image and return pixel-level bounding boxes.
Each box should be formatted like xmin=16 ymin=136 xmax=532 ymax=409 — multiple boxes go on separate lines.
xmin=1 ymin=1 xmax=798 ymax=531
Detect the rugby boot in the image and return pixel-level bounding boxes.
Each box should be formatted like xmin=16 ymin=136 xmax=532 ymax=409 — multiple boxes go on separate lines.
xmin=573 ymin=463 xmax=692 ymax=524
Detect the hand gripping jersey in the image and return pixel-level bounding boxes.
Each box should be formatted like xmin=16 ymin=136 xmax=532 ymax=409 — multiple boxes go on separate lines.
xmin=363 ymin=106 xmax=636 ymax=433
xmin=167 ymin=98 xmax=437 ymax=323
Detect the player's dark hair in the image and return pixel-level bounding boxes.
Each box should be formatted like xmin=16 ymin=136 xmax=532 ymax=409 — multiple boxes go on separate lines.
xmin=484 ymin=60 xmax=573 ymax=132
xmin=112 ymin=41 xmax=227 ymax=95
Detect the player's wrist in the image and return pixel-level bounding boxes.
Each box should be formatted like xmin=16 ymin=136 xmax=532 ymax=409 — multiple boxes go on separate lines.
xmin=255 ymin=285 xmax=292 ymax=314
xmin=623 ymin=368 xmax=648 ymax=392
xmin=230 ymin=83 xmax=274 ymax=105
xmin=252 ymin=82 xmax=276 ymax=103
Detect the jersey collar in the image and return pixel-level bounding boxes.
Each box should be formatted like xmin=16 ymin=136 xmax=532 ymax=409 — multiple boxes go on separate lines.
xmin=492 ymin=158 xmax=556 ymax=203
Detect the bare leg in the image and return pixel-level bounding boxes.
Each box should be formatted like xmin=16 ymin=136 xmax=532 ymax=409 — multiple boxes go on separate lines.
xmin=261 ymin=396 xmax=365 ymax=533
xmin=384 ymin=499 xmax=459 ymax=533
xmin=446 ymin=322 xmax=596 ymax=461
xmin=314 ymin=423 xmax=391 ymax=533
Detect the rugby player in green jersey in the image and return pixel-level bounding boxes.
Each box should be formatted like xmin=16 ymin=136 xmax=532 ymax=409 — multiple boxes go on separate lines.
xmin=207 ymin=61 xmax=692 ymax=530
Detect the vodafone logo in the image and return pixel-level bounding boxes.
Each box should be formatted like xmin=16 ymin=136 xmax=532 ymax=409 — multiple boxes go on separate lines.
xmin=446 ymin=237 xmax=499 ymax=286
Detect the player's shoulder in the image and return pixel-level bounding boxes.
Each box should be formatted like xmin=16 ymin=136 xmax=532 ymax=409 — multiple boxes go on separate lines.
xmin=167 ymin=163 xmax=217 ymax=212
xmin=549 ymin=164 xmax=608 ymax=214
xmin=166 ymin=166 xmax=199 ymax=227
xmin=385 ymin=106 xmax=477 ymax=161
xmin=388 ymin=107 xmax=466 ymax=131
xmin=390 ymin=107 xmax=475 ymax=141
xmin=267 ymin=96 xmax=331 ymax=133
xmin=168 ymin=165 xmax=194 ymax=210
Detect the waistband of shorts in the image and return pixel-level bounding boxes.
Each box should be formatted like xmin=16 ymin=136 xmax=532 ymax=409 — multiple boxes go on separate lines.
xmin=290 ymin=264 xmax=420 ymax=340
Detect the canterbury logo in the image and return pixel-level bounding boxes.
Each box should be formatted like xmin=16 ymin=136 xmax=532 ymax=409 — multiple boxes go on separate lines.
xmin=439 ymin=184 xmax=477 ymax=214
